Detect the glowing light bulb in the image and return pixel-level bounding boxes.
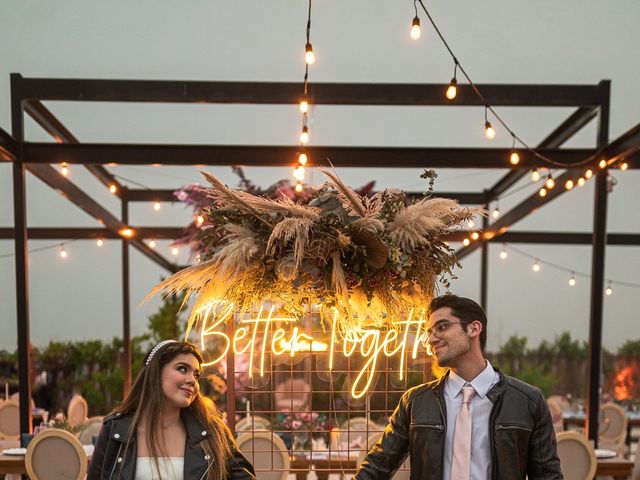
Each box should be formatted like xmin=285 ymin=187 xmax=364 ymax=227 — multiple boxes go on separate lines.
xmin=509 ymin=151 xmax=520 ymax=165
xmin=599 ymin=159 xmax=607 ymax=169
xmin=109 ymin=184 xmax=117 ymax=194
xmin=298 ymin=153 xmax=308 ymax=166
xmin=545 ymin=175 xmax=555 ymax=190
xmin=148 ymin=240 xmax=156 ymax=249
xmin=492 ymin=208 xmax=500 ymax=219
xmin=531 ymin=169 xmax=541 ymax=182
xmin=299 ymin=99 xmax=309 ymax=113
xmin=569 ymin=275 xmax=576 ymax=287
xmin=605 ymin=284 xmax=613 ymax=296
xmin=305 ymin=43 xmax=315 ymax=64
xmin=410 ymin=16 xmax=421 ymax=40
xmin=620 ymin=162 xmax=628 ymax=171
xmin=61 ymin=162 xmax=69 ymax=176
xmin=499 ymin=248 xmax=507 ymax=260
xmin=532 ymin=260 xmax=540 ymax=272
xmin=585 ymin=169 xmax=593 ymax=179
xmin=196 ymin=215 xmax=204 ymax=226
xmin=295 ymin=183 xmax=303 ymax=193
xmin=462 ymin=238 xmax=470 ymax=246
xmin=293 ymin=165 xmax=306 ymax=181
xmin=577 ymin=177 xmax=586 ymax=187
xmin=539 ymin=187 xmax=547 ymax=197
xmin=299 ymin=126 xmax=309 ymax=144
xmin=471 ymin=232 xmax=480 ymax=240
xmin=171 ymin=247 xmax=179 ymax=256
xmin=445 ymin=79 xmax=457 ymax=100
xmin=153 ymin=201 xmax=161 ymax=211
xmin=59 ymin=247 xmax=68 ymax=259
xmin=484 ymin=121 xmax=496 ymax=140
xmin=96 ymin=239 xmax=104 ymax=247
xmin=120 ymin=228 xmax=134 ymax=238
xmin=565 ymin=179 xmax=574 ymax=190
xmin=467 ymin=219 xmax=475 ymax=228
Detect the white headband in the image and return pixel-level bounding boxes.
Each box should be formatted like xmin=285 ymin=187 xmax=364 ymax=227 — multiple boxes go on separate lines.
xmin=145 ymin=340 xmax=178 ymax=366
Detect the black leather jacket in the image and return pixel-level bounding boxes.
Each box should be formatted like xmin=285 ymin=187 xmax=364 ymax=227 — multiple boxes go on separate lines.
xmin=87 ymin=410 xmax=256 ymax=480
xmin=354 ymin=368 xmax=562 ymax=480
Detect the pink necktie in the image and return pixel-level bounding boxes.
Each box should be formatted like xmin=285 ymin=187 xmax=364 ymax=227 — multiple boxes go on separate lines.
xmin=450 ymin=385 xmax=476 ymax=480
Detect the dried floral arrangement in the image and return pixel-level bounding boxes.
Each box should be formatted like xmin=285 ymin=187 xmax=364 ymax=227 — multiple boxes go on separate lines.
xmin=148 ymin=169 xmax=480 ymax=336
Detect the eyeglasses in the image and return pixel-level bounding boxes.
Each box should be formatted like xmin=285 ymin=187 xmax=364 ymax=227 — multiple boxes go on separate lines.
xmin=425 ymin=321 xmax=469 ymax=339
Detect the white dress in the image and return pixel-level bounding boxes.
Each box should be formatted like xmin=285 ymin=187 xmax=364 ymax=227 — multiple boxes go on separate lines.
xmin=135 ymin=457 xmax=184 ymax=480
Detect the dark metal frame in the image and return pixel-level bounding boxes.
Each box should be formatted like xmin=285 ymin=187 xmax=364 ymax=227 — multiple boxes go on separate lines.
xmin=5 ymin=74 xmax=640 ymax=444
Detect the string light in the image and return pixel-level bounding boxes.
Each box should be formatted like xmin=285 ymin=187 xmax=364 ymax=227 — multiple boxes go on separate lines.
xmin=293 ymin=166 xmax=306 ymax=182
xmin=295 ymin=183 xmax=304 ymax=193
xmin=300 ymin=125 xmax=309 ymax=144
xmin=531 ymin=169 xmax=541 ymax=182
xmin=196 ymin=215 xmax=204 ymax=227
xmin=410 ymin=16 xmax=421 ymax=40
xmin=599 ymin=159 xmax=607 ymax=169
xmin=577 ymin=177 xmax=586 ymax=187
xmin=109 ymin=184 xmax=117 ymax=194
xmin=153 ymin=201 xmax=161 ymax=211
xmin=298 ymin=153 xmax=308 ymax=166
xmin=545 ymin=174 xmax=555 ymax=190
xmin=148 ymin=240 xmax=156 ymax=249
xmin=605 ymin=281 xmax=613 ymax=296
xmin=509 ymin=134 xmax=520 ymax=165
xmin=96 ymin=239 xmax=104 ymax=247
xmin=584 ymin=169 xmax=594 ymax=179
xmin=492 ymin=205 xmax=500 ymax=219
xmin=539 ymin=187 xmax=547 ymax=197
xmin=532 ymin=260 xmax=540 ymax=272
xmin=171 ymin=247 xmax=179 ymax=256
xmin=471 ymin=232 xmax=480 ymax=241
xmin=620 ymin=162 xmax=629 ymax=171
xmin=462 ymin=238 xmax=470 ymax=246
xmin=445 ymin=61 xmax=458 ymax=100
xmin=60 ymin=162 xmax=69 ymax=176
xmin=499 ymin=246 xmax=508 ymax=260
xmin=59 ymin=246 xmax=68 ymax=259
xmin=467 ymin=219 xmax=475 ymax=228
xmin=565 ymin=179 xmax=574 ymax=190
xmin=569 ymin=273 xmax=576 ymax=287
xmin=295 ymin=0 xmax=313 ymax=186
xmin=299 ymin=98 xmax=309 ymax=113
xmin=304 ymin=42 xmax=315 ymax=64
xmin=483 ymin=106 xmax=495 ymax=140
xmin=120 ymin=227 xmax=134 ymax=238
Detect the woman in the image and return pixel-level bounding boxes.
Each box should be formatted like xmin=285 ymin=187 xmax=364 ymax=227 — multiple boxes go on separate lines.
xmin=88 ymin=340 xmax=255 ymax=480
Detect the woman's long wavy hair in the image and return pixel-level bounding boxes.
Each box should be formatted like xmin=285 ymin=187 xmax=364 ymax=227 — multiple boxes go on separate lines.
xmin=113 ymin=341 xmax=233 ymax=480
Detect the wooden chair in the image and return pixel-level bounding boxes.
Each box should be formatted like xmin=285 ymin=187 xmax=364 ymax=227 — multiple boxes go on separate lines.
xmin=0 ymin=399 xmax=20 ymax=440
xmin=235 ymin=414 xmax=271 ymax=433
xmin=25 ymin=428 xmax=87 ymax=480
xmin=599 ymin=403 xmax=628 ymax=457
xmin=77 ymin=415 xmax=104 ymax=445
xmin=67 ymin=394 xmax=89 ymax=427
xmin=356 ymin=432 xmax=410 ymax=479
xmin=236 ymin=431 xmax=290 ymax=480
xmin=556 ymin=431 xmax=597 ymax=480
xmin=9 ymin=392 xmax=36 ymax=411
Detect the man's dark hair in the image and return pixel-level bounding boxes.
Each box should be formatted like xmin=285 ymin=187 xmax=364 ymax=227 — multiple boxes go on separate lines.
xmin=428 ymin=294 xmax=487 ymax=351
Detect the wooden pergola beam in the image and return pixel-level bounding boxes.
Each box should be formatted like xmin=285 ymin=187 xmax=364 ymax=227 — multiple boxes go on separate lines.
xmin=0 ymin=126 xmax=17 ymax=161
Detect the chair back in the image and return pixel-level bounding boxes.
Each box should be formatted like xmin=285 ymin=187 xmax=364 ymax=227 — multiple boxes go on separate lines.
xmin=356 ymin=432 xmax=409 ymax=479
xmin=77 ymin=416 xmax=103 ymax=445
xmin=556 ymin=431 xmax=596 ymax=480
xmin=547 ymin=394 xmax=571 ymax=412
xmin=236 ymin=432 xmax=290 ymax=480
xmin=0 ymin=399 xmax=20 ymax=440
xmin=599 ymin=403 xmax=627 ymax=454
xmin=67 ymin=394 xmax=89 ymax=427
xmin=332 ymin=416 xmax=383 ymax=450
xmin=25 ymin=428 xmax=87 ymax=480
xmin=235 ymin=415 xmax=271 ymax=433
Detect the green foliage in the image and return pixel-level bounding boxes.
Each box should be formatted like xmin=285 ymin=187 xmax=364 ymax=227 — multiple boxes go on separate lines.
xmin=147 ymin=290 xmax=187 ymax=342
xmin=499 ymin=335 xmax=528 ymax=357
xmin=618 ymin=339 xmax=640 ymax=356
xmin=517 ymin=365 xmax=558 ymax=398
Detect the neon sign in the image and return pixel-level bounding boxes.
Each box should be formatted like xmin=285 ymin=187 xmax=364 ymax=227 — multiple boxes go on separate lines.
xmin=198 ymin=302 xmax=428 ymax=399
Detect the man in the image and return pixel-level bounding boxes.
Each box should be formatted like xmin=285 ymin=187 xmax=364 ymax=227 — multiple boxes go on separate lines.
xmin=353 ymin=294 xmax=562 ymax=479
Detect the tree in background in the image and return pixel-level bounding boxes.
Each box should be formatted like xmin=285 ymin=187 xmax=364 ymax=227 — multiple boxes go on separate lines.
xmin=146 ymin=289 xmax=187 ymax=343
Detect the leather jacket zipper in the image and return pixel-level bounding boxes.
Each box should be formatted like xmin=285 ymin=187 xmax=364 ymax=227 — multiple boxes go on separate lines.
xmin=410 ymin=423 xmax=445 ymax=430
xmin=495 ymin=424 xmax=533 ymax=432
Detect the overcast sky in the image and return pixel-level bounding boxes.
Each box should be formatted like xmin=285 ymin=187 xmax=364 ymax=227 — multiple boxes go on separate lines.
xmin=1 ymin=0 xmax=638 ymax=353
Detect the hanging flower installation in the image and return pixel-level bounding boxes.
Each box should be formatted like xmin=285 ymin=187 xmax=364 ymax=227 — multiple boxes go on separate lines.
xmin=147 ymin=169 xmax=480 ymax=339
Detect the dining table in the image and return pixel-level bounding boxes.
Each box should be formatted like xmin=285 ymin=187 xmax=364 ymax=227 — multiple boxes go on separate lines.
xmin=0 ymin=439 xmax=93 ymax=476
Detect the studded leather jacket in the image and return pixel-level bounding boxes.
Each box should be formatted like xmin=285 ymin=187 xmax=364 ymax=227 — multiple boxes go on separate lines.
xmin=87 ymin=410 xmax=256 ymax=480
xmin=354 ymin=368 xmax=563 ymax=480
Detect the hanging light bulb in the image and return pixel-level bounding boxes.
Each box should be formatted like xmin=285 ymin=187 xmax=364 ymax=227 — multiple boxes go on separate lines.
xmin=59 ymin=246 xmax=68 ymax=259
xmin=148 ymin=239 xmax=156 ymax=249
xmin=119 ymin=227 xmax=134 ymax=238
xmin=298 ymin=153 xmax=308 ymax=165
xmin=539 ymin=187 xmax=547 ymax=197
xmin=467 ymin=219 xmax=475 ymax=228
xmin=196 ymin=215 xmax=204 ymax=226
xmin=293 ymin=165 xmax=306 ymax=182
xmin=299 ymin=125 xmax=309 ymax=144
xmin=484 ymin=121 xmax=496 ymax=140
xmin=304 ymin=42 xmax=315 ymax=64
xmin=532 ymin=260 xmax=540 ymax=272
xmin=545 ymin=174 xmax=555 ymax=190
xmin=499 ymin=247 xmax=508 ymax=260
xmin=605 ymin=282 xmax=613 ymax=296
xmin=295 ymin=183 xmax=304 ymax=193
xmin=569 ymin=274 xmax=576 ymax=287
xmin=492 ymin=207 xmax=500 ymax=219
xmin=462 ymin=238 xmax=470 ymax=246
xmin=565 ymin=179 xmax=574 ymax=190
xmin=299 ymin=98 xmax=309 ymax=113
xmin=620 ymin=162 xmax=629 ymax=171
xmin=585 ymin=169 xmax=593 ymax=179
xmin=109 ymin=184 xmax=117 ymax=194
xmin=531 ymin=169 xmax=541 ymax=182
xmin=577 ymin=177 xmax=586 ymax=187
xmin=96 ymin=239 xmax=104 ymax=247
xmin=60 ymin=162 xmax=69 ymax=176
xmin=445 ymin=78 xmax=457 ymax=100
xmin=153 ymin=201 xmax=161 ymax=211
xmin=599 ymin=159 xmax=607 ymax=169
xmin=471 ymin=232 xmax=480 ymax=241
xmin=410 ymin=16 xmax=421 ymax=40
xmin=171 ymin=247 xmax=179 ymax=256
xmin=509 ymin=151 xmax=520 ymax=166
